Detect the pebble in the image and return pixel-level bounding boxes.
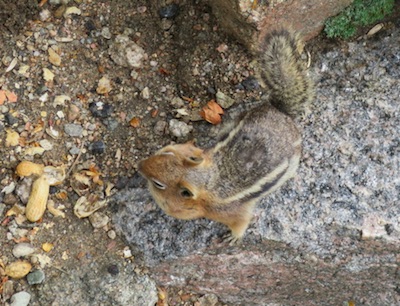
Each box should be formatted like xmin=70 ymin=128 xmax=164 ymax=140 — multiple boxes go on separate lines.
xmin=170 ymin=96 xmax=185 ymax=107
xmin=169 ymin=119 xmax=193 ymax=138
xmin=107 ymin=230 xmax=116 ymax=239
xmin=0 ymin=203 xmax=5 ymax=216
xmin=154 ymin=120 xmax=168 ymax=135
xmin=2 ymin=280 xmax=14 ymax=301
xmin=216 ymin=90 xmax=235 ymax=109
xmin=10 ymin=291 xmax=31 ymax=306
xmin=53 ymin=95 xmax=71 ymax=107
xmin=89 ymin=141 xmax=106 ymax=154
xmin=96 ymin=76 xmax=112 ymax=95
xmin=64 ymin=123 xmax=83 ymax=137
xmin=27 ymin=269 xmax=46 ymax=285
xmin=101 ymin=27 xmax=112 ymax=39
xmin=5 ymin=261 xmax=32 ymax=279
xmin=39 ymin=139 xmax=53 ymax=151
xmin=109 ymin=35 xmax=146 ymax=68
xmin=89 ymin=102 xmax=113 ymax=118
xmin=240 ymin=76 xmax=260 ymax=91
xmin=159 ymin=3 xmax=179 ymax=18
xmin=84 ymin=19 xmax=97 ymax=33
xmin=198 ymin=294 xmax=219 ymax=306
xmin=48 ymin=48 xmax=61 ymax=66
xmin=141 ymin=87 xmax=150 ymax=99
xmin=12 ymin=243 xmax=35 ymax=258
xmin=69 ymin=145 xmax=81 ymax=155
xmin=137 ymin=6 xmax=147 ymax=14
xmin=39 ymin=9 xmax=52 ymax=22
xmin=53 ymin=15 xmax=68 ymax=24
xmin=89 ymin=212 xmax=110 ymax=228
xmin=103 ymin=118 xmax=119 ymax=131
xmin=123 ymin=247 xmax=132 ymax=258
xmin=5 ymin=113 xmax=18 ymax=126
xmin=43 ymin=68 xmax=55 ymax=82
xmin=107 ymin=264 xmax=119 ymax=276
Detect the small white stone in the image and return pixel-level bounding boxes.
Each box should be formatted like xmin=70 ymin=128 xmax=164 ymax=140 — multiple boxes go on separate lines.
xmin=56 ymin=110 xmax=65 ymax=119
xmin=89 ymin=212 xmax=110 ymax=229
xmin=141 ymin=87 xmax=150 ymax=99
xmin=39 ymin=139 xmax=53 ymax=151
xmin=123 ymin=247 xmax=132 ymax=258
xmin=107 ymin=230 xmax=116 ymax=239
xmin=12 ymin=243 xmax=36 ymax=258
xmin=10 ymin=291 xmax=31 ymax=306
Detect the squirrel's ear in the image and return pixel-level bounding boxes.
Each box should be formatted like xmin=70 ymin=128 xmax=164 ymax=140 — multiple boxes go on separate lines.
xmin=182 ymin=146 xmax=205 ymax=166
xmin=183 ymin=155 xmax=204 ymax=166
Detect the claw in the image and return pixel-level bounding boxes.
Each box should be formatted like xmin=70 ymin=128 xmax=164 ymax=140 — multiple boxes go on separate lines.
xmin=222 ymin=233 xmax=242 ymax=246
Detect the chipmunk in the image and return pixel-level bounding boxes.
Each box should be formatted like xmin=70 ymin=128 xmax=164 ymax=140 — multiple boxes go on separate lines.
xmin=138 ymin=29 xmax=314 ymax=243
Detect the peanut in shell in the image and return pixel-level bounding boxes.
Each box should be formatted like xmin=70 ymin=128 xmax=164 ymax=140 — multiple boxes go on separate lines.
xmin=25 ymin=175 xmax=50 ymax=222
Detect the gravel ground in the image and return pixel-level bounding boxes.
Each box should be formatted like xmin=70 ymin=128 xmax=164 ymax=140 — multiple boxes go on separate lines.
xmin=0 ymin=1 xmax=399 ymax=306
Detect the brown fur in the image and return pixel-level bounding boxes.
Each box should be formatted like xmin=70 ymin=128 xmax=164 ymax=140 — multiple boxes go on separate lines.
xmin=138 ymin=29 xmax=314 ymax=243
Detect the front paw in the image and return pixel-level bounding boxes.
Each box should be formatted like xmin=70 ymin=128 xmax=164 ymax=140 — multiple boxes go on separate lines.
xmin=222 ymin=233 xmax=243 ymax=246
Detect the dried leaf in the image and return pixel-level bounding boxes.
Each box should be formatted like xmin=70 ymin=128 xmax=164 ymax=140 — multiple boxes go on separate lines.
xmin=151 ymin=109 xmax=159 ymax=118
xmin=0 ymin=90 xmax=6 ymax=105
xmin=96 ymin=76 xmax=112 ymax=94
xmin=24 ymin=147 xmax=46 ymax=156
xmin=5 ymin=58 xmax=18 ymax=72
xmin=200 ymin=100 xmax=224 ymax=125
xmin=129 ymin=117 xmax=140 ymax=128
xmin=48 ymin=47 xmax=61 ymax=66
xmin=5 ymin=129 xmax=20 ymax=147
xmin=43 ymin=68 xmax=55 ymax=81
xmin=158 ymin=67 xmax=171 ymax=75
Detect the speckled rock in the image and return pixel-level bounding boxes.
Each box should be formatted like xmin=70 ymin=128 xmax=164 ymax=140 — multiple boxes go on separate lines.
xmin=209 ymin=0 xmax=353 ymax=48
xmin=30 ymin=252 xmax=158 ymax=305
xmin=109 ymin=35 xmax=147 ymax=68
xmin=112 ymin=27 xmax=400 ymax=305
xmin=169 ymin=119 xmax=193 ymax=138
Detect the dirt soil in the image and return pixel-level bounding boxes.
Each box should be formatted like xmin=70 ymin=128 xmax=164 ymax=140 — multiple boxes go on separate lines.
xmin=0 ymin=0 xmax=258 ymax=305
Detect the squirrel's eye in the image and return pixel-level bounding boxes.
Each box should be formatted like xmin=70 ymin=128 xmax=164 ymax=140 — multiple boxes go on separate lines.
xmin=151 ymin=179 xmax=166 ymax=190
xmin=180 ymin=188 xmax=193 ymax=198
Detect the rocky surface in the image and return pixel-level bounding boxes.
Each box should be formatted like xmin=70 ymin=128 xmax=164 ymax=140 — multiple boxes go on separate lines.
xmin=0 ymin=0 xmax=399 ymax=305
xmin=209 ymin=0 xmax=354 ymax=48
xmin=113 ymin=20 xmax=400 ymax=306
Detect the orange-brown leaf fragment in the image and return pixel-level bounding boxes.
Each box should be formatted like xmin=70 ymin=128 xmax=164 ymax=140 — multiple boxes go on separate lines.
xmin=200 ymin=100 xmax=224 ymax=125
xmin=5 ymin=91 xmax=18 ymax=103
xmin=0 ymin=90 xmax=6 ymax=105
xmin=129 ymin=117 xmax=140 ymax=128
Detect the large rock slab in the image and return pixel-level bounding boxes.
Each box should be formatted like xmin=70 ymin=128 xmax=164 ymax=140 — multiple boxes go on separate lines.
xmin=112 ymin=25 xmax=400 ymax=305
xmin=209 ymin=0 xmax=354 ymax=47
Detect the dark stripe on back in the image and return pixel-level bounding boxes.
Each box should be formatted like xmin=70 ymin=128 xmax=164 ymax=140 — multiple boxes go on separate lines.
xmin=240 ymin=164 xmax=288 ymax=203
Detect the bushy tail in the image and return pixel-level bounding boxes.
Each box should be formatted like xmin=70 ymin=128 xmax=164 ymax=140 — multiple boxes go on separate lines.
xmin=259 ymin=29 xmax=314 ymax=116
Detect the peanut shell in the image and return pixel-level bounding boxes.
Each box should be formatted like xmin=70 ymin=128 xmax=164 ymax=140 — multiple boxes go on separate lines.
xmin=5 ymin=260 xmax=32 ymax=279
xmin=26 ymin=175 xmax=50 ymax=222
xmin=16 ymin=161 xmax=44 ymax=177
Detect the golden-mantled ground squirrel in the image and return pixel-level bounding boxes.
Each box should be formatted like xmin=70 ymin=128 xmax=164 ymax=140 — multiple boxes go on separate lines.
xmin=138 ymin=29 xmax=314 ymax=243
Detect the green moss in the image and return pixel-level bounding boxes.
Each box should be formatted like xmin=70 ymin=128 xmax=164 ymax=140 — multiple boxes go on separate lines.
xmin=324 ymin=0 xmax=395 ymax=39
